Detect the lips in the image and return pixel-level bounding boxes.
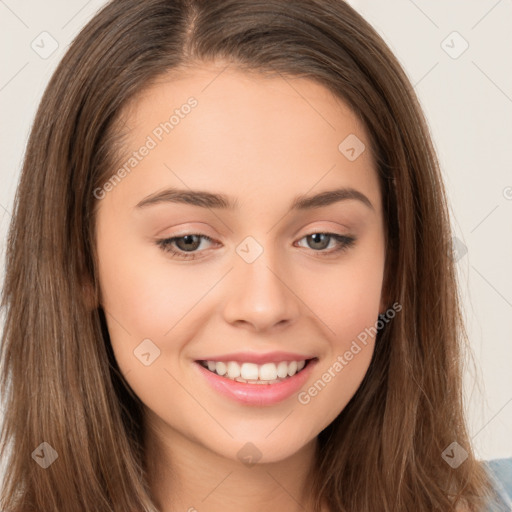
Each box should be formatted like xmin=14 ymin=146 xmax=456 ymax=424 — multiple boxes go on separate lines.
xmin=193 ymin=356 xmax=319 ymax=406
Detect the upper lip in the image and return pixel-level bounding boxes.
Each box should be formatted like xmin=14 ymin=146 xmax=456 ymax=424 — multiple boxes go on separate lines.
xmin=195 ymin=351 xmax=316 ymax=364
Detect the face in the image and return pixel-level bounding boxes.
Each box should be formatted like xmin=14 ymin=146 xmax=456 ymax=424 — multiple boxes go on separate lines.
xmin=94 ymin=62 xmax=386 ymax=464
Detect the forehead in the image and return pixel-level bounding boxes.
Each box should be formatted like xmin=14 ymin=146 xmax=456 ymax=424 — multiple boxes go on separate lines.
xmin=125 ymin=63 xmax=368 ymax=143
xmin=106 ymin=63 xmax=381 ymax=215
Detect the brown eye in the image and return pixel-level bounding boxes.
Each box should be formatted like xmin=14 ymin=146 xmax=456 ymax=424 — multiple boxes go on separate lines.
xmin=173 ymin=234 xmax=202 ymax=252
xmin=156 ymin=234 xmax=215 ymax=260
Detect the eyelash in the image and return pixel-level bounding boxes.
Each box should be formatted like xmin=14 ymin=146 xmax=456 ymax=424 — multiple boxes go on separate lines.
xmin=156 ymin=232 xmax=356 ymax=260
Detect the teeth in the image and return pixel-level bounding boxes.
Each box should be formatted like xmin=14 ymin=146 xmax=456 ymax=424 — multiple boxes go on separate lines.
xmin=201 ymin=359 xmax=309 ymax=382
xmin=277 ymin=361 xmax=289 ymax=378
xmin=215 ymin=361 xmax=227 ymax=376
xmin=259 ymin=362 xmax=277 ymax=380
xmin=241 ymin=362 xmax=259 ymax=380
xmin=227 ymin=361 xmax=240 ymax=379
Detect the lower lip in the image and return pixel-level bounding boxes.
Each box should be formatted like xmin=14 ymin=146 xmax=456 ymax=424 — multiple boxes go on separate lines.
xmin=193 ymin=359 xmax=318 ymax=406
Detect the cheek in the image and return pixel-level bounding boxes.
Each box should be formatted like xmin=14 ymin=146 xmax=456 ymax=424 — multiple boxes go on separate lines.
xmin=96 ymin=226 xmax=241 ymax=394
xmin=297 ymin=341 xmax=374 ymax=437
xmin=95 ymin=219 xmax=203 ymax=371
xmin=295 ymin=249 xmax=384 ymax=422
xmin=296 ymin=277 xmax=381 ymax=430
xmin=303 ymin=243 xmax=385 ymax=344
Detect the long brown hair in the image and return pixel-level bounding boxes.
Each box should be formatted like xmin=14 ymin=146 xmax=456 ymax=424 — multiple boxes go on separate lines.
xmin=0 ymin=0 xmax=498 ymax=510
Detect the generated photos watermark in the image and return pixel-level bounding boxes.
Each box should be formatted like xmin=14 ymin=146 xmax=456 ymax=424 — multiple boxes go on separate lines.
xmin=93 ymin=97 xmax=198 ymax=200
xmin=297 ymin=301 xmax=402 ymax=405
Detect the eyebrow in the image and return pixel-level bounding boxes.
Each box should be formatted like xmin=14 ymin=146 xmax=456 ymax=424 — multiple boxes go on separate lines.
xmin=135 ymin=186 xmax=374 ymax=211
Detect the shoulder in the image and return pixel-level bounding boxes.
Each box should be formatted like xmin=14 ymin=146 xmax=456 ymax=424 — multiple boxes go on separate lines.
xmin=481 ymin=457 xmax=512 ymax=511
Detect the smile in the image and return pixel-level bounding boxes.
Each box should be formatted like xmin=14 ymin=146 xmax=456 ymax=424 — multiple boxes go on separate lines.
xmin=194 ymin=358 xmax=319 ymax=406
xmin=198 ymin=359 xmax=310 ymax=384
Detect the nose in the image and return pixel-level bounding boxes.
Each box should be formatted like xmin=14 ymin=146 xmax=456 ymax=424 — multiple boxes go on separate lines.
xmin=221 ymin=245 xmax=301 ymax=332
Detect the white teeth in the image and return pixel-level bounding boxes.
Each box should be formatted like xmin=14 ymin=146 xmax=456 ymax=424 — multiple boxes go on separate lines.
xmin=288 ymin=361 xmax=298 ymax=376
xmin=227 ymin=361 xmax=240 ymax=379
xmin=240 ymin=362 xmax=259 ymax=380
xmin=201 ymin=359 xmax=309 ymax=382
xmin=259 ymin=362 xmax=277 ymax=380
xmin=276 ymin=361 xmax=289 ymax=378
xmin=215 ymin=361 xmax=227 ymax=376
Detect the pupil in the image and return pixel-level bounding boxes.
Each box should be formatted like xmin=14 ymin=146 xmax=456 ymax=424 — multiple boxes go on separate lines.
xmin=309 ymin=233 xmax=327 ymax=249
xmin=179 ymin=235 xmax=199 ymax=251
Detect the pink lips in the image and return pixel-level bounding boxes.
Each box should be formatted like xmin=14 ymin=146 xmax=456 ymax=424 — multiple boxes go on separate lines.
xmin=193 ymin=357 xmax=318 ymax=406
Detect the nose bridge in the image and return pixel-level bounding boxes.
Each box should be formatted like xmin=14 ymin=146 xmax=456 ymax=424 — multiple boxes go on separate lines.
xmin=235 ymin=233 xmax=287 ymax=299
xmin=222 ymin=234 xmax=299 ymax=329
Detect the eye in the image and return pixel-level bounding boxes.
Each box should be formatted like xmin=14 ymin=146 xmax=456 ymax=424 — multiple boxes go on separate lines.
xmin=156 ymin=232 xmax=356 ymax=260
xmin=156 ymin=234 xmax=216 ymax=260
xmin=296 ymin=232 xmax=356 ymax=256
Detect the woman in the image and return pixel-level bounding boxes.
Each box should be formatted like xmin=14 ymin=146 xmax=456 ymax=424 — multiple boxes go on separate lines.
xmin=1 ymin=0 xmax=510 ymax=510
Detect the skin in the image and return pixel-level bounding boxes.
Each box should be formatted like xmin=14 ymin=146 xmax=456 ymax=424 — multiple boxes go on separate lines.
xmin=94 ymin=61 xmax=387 ymax=512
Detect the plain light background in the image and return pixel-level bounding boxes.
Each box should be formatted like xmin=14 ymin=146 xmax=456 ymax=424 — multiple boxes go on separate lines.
xmin=0 ymin=0 xmax=511 ymax=465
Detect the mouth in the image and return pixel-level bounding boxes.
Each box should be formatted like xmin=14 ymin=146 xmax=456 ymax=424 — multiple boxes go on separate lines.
xmin=193 ymin=357 xmax=319 ymax=406
xmin=195 ymin=357 xmax=317 ymax=384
